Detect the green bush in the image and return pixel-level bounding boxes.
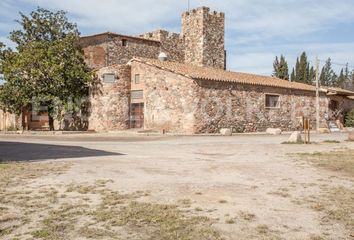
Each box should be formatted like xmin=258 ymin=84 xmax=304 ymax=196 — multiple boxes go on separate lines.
xmin=344 ymin=109 xmax=354 ymax=127
xmin=5 ymin=125 xmax=17 ymax=131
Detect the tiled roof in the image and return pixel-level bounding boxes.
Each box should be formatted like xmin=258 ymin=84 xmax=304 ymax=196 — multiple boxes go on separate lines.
xmin=131 ymin=58 xmax=322 ymax=92
xmin=322 ymin=87 xmax=354 ymax=96
xmin=80 ymin=32 xmax=161 ymax=44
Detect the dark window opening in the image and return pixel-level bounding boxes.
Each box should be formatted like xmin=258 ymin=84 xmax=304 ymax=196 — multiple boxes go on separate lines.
xmin=103 ymin=73 xmax=115 ymax=83
xmin=134 ymin=74 xmax=140 ymax=84
xmin=265 ymin=94 xmax=280 ymax=108
xmin=122 ymin=39 xmax=127 ymax=47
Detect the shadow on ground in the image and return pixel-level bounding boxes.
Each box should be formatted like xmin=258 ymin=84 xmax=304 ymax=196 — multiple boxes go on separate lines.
xmin=0 ymin=141 xmax=123 ymax=162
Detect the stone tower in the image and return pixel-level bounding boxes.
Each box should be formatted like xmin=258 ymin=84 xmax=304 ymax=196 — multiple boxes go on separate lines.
xmin=182 ymin=7 xmax=225 ymax=69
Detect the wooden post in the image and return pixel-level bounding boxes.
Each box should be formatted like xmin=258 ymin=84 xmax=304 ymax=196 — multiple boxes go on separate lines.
xmin=307 ymin=119 xmax=310 ymax=144
xmin=315 ymin=57 xmax=320 ymax=133
xmin=303 ymin=117 xmax=306 ymax=144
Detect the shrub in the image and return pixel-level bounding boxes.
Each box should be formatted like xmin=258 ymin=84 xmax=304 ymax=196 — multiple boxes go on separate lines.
xmin=344 ymin=109 xmax=354 ymax=127
xmin=5 ymin=125 xmax=17 ymax=131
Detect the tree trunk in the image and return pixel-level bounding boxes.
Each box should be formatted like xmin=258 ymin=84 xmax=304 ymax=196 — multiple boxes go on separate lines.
xmin=49 ymin=115 xmax=54 ymax=131
xmin=48 ymin=106 xmax=54 ymax=131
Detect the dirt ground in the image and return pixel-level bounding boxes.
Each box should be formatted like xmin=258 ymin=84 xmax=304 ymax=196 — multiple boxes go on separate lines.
xmin=0 ymin=132 xmax=353 ymax=240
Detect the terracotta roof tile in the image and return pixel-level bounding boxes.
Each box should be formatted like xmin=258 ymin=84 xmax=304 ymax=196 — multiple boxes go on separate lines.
xmin=131 ymin=58 xmax=323 ymax=92
xmin=80 ymin=32 xmax=161 ymax=44
xmin=322 ymin=87 xmax=354 ymax=96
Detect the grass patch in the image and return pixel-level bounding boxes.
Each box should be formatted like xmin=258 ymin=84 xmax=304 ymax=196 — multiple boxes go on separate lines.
xmin=93 ymin=201 xmax=222 ymax=240
xmin=296 ymin=149 xmax=354 ymax=177
xmin=256 ymin=224 xmax=270 ymax=234
xmin=322 ymin=140 xmax=340 ymax=143
xmin=225 ymin=218 xmax=236 ymax=224
xmin=268 ymin=188 xmax=291 ymax=198
xmin=294 ymin=150 xmax=354 ymax=233
xmin=0 ymin=162 xmax=70 ymax=239
xmin=282 ymin=141 xmax=317 ymax=144
xmin=239 ymin=211 xmax=256 ymax=221
xmin=0 ymin=162 xmax=70 ymax=190
xmin=0 ymin=163 xmax=222 ymax=239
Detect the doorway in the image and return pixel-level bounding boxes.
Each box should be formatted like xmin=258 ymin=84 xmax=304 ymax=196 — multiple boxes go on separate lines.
xmin=130 ymin=103 xmax=144 ymax=129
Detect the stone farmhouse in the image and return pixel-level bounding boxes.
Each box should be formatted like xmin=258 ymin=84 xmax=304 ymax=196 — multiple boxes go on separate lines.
xmin=1 ymin=6 xmax=354 ymax=133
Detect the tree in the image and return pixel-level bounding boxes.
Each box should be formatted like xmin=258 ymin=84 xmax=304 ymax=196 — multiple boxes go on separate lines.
xmin=340 ymin=64 xmax=352 ymax=89
xmin=309 ymin=66 xmax=316 ymax=85
xmin=296 ymin=52 xmax=310 ymax=84
xmin=272 ymin=55 xmax=289 ymax=80
xmin=345 ymin=109 xmax=354 ymax=127
xmin=290 ymin=68 xmax=296 ymax=82
xmin=0 ymin=8 xmax=92 ymax=130
xmin=337 ymin=69 xmax=346 ymax=88
xmin=290 ymin=52 xmax=313 ymax=84
xmin=319 ymin=58 xmax=337 ymax=87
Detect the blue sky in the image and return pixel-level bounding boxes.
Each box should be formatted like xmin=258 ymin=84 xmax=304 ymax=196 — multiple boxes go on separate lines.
xmin=1 ymin=0 xmax=354 ymax=76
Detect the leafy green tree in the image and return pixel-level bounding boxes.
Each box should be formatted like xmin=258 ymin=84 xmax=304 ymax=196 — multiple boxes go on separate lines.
xmin=272 ymin=55 xmax=289 ymax=80
xmin=0 ymin=8 xmax=92 ymax=130
xmin=345 ymin=109 xmax=354 ymax=127
xmin=320 ymin=58 xmax=337 ymax=87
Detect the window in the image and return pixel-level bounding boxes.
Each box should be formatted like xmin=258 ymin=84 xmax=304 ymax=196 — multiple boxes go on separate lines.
xmin=265 ymin=94 xmax=280 ymax=108
xmin=134 ymin=74 xmax=140 ymax=84
xmin=131 ymin=90 xmax=143 ymax=99
xmin=102 ymin=73 xmax=115 ymax=83
xmin=122 ymin=39 xmax=127 ymax=47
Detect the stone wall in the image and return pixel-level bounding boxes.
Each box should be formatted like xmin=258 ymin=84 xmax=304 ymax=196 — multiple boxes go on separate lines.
xmin=0 ymin=110 xmax=19 ymax=131
xmin=80 ymin=6 xmax=226 ymax=70
xmin=80 ymin=34 xmax=161 ymax=69
xmin=89 ymin=64 xmax=131 ymax=131
xmin=326 ymin=95 xmax=354 ymax=125
xmin=129 ymin=61 xmax=338 ymax=134
xmin=182 ymin=7 xmax=225 ymax=69
xmin=130 ymin=61 xmax=197 ymax=134
xmin=139 ymin=30 xmax=185 ymax=63
xmin=193 ymin=80 xmax=329 ymax=133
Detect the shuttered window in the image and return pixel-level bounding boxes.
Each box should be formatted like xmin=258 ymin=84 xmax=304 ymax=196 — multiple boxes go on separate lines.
xmin=131 ymin=90 xmax=143 ymax=99
xmin=102 ymin=73 xmax=115 ymax=83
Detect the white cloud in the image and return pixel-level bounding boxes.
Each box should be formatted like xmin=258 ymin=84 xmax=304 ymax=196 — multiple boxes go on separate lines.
xmin=20 ymin=0 xmax=354 ymax=38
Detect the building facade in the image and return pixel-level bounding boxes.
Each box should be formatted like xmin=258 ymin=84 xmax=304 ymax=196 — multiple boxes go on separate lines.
xmin=80 ymin=7 xmax=226 ymax=70
xmin=83 ymin=6 xmax=354 ymax=133
xmin=1 ymin=6 xmax=354 ymax=133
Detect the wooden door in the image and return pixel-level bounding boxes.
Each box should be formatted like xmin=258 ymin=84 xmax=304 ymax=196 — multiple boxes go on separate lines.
xmin=130 ymin=103 xmax=144 ymax=128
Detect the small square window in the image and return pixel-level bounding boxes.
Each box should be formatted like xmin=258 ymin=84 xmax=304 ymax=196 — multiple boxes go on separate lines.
xmin=122 ymin=39 xmax=127 ymax=47
xmin=134 ymin=74 xmax=140 ymax=84
xmin=102 ymin=73 xmax=115 ymax=83
xmin=131 ymin=90 xmax=143 ymax=99
xmin=265 ymin=94 xmax=280 ymax=108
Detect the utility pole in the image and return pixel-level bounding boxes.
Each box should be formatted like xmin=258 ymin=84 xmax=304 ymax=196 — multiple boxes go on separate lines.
xmin=315 ymin=56 xmax=320 ymax=133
